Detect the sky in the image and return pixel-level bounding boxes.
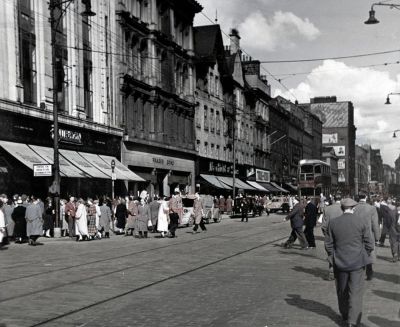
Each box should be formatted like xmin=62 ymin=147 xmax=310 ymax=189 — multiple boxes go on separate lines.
xmin=194 ymin=0 xmax=400 ymax=166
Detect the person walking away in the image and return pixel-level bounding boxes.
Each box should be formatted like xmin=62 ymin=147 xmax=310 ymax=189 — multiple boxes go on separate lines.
xmin=149 ymin=196 xmax=160 ymax=233
xmin=282 ymin=197 xmax=308 ymax=249
xmin=126 ymin=197 xmax=138 ymax=236
xmin=136 ymin=198 xmax=151 ymax=238
xmin=43 ymin=197 xmax=55 ymax=238
xmin=322 ymin=194 xmax=344 ymax=280
xmin=388 ymin=202 xmax=400 ymax=262
xmin=355 ymin=194 xmax=380 ymax=280
xmin=304 ymin=197 xmax=318 ymax=248
xmin=192 ymin=193 xmax=207 ymax=234
xmin=240 ymin=197 xmax=249 ymax=222
xmin=213 ymin=196 xmax=220 ymax=222
xmin=12 ymin=197 xmax=27 ymax=243
xmin=25 ymin=196 xmax=44 ymax=246
xmin=115 ymin=199 xmax=128 ymax=235
xmin=325 ymin=198 xmax=374 ymax=327
xmin=225 ymin=195 xmax=233 ymax=216
xmin=86 ymin=199 xmax=99 ymax=240
xmin=75 ymin=198 xmax=89 ymax=241
xmin=378 ymin=197 xmax=394 ymax=247
xmin=0 ymin=201 xmax=6 ymax=249
xmin=319 ymin=193 xmax=326 ymax=214
xmin=219 ymin=195 xmax=226 ymax=215
xmin=3 ymin=195 xmax=15 ymax=242
xmin=64 ymin=196 xmax=76 ymax=238
xmin=168 ymin=188 xmax=182 ymax=238
xmin=157 ymin=197 xmax=169 ymax=237
xmin=60 ymin=199 xmax=68 ymax=237
xmin=99 ymin=198 xmax=112 ymax=238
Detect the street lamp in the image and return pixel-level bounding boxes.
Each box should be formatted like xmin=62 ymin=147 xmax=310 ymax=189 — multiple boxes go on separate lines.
xmin=392 ymin=129 xmax=400 ymax=138
xmin=385 ymin=92 xmax=400 ymax=105
xmin=364 ymin=2 xmax=400 ymax=24
xmin=50 ymin=0 xmax=95 ymax=237
xmin=111 ymin=159 xmax=116 ymax=200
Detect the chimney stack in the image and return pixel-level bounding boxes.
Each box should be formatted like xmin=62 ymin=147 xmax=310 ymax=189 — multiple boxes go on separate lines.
xmin=229 ymin=28 xmax=241 ymax=54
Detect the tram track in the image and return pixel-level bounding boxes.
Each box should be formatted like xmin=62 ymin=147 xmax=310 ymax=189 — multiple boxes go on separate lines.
xmin=0 ymin=220 xmax=286 ymax=286
xmin=28 ymin=233 xmax=288 ymax=327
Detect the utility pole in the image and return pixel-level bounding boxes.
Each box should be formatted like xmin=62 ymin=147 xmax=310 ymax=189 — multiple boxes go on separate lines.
xmin=50 ymin=0 xmax=61 ymax=236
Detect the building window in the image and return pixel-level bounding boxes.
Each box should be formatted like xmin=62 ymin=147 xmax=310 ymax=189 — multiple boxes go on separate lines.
xmin=19 ymin=0 xmax=37 ymax=105
xmin=216 ymin=111 xmax=221 ymax=135
xmin=196 ymin=139 xmax=200 ymax=152
xmin=211 ymin=143 xmax=215 ymax=156
xmin=82 ymin=15 xmax=93 ymax=118
xmin=215 ymin=76 xmax=219 ymax=98
xmin=204 ymin=105 xmax=209 ymax=131
xmin=204 ymin=141 xmax=208 ymax=155
xmin=210 ymin=108 xmax=215 ymax=133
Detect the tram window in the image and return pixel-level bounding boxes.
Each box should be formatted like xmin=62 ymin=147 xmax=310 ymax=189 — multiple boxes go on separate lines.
xmin=314 ymin=165 xmax=321 ymax=174
xmin=300 ymin=165 xmax=313 ymax=173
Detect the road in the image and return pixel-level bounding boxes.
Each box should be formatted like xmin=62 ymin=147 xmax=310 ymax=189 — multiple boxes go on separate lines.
xmin=0 ymin=213 xmax=399 ymax=327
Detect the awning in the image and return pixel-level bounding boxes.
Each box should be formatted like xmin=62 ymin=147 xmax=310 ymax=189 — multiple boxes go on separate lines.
xmin=257 ymin=182 xmax=281 ymax=193
xmin=270 ymin=182 xmax=289 ymax=193
xmin=29 ymin=145 xmax=88 ymax=178
xmin=216 ymin=176 xmax=255 ymax=190
xmin=59 ymin=149 xmax=109 ymax=179
xmin=246 ymin=181 xmax=269 ymax=192
xmin=200 ymin=174 xmax=232 ymax=190
xmin=0 ymin=141 xmax=49 ymax=170
xmin=284 ymin=183 xmax=298 ymax=192
xmin=98 ymin=155 xmax=144 ymax=181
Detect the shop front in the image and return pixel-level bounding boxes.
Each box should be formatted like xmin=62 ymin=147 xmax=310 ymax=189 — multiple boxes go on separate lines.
xmin=122 ymin=144 xmax=195 ymax=198
xmin=0 ymin=110 xmax=143 ymax=198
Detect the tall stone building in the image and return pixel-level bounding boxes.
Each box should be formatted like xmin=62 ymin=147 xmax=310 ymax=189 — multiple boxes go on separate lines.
xmin=0 ymin=0 xmax=143 ymax=197
xmin=118 ymin=0 xmax=202 ymax=196
xmin=307 ymin=96 xmax=356 ymax=195
xmin=355 ymin=144 xmax=370 ymax=195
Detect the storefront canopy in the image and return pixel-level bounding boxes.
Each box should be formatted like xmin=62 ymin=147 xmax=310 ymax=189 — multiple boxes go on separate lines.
xmin=257 ymin=182 xmax=281 ymax=193
xmin=0 ymin=141 xmax=144 ymax=181
xmin=246 ymin=181 xmax=269 ymax=192
xmin=216 ymin=176 xmax=255 ymax=190
xmin=200 ymin=174 xmax=232 ymax=190
xmin=270 ymin=182 xmax=289 ymax=193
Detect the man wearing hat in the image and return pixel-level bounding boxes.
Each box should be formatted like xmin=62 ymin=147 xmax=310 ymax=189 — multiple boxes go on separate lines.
xmin=325 ymin=198 xmax=374 ymax=327
xmin=282 ymin=197 xmax=308 ymax=249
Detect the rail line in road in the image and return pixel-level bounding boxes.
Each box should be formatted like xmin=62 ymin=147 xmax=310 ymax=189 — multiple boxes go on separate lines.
xmin=28 ymin=232 xmax=288 ymax=327
xmin=0 ymin=219 xmax=288 ymax=302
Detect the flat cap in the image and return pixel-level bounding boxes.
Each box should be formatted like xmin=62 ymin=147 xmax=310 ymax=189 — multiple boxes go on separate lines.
xmin=340 ymin=198 xmax=358 ymax=208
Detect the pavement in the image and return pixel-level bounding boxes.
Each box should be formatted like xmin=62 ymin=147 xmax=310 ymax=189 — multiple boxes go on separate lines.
xmin=0 ymin=213 xmax=399 ymax=327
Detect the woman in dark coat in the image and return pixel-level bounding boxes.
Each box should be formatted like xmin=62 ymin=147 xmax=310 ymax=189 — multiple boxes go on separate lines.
xmin=12 ymin=198 xmax=27 ymax=243
xmin=43 ymin=198 xmax=55 ymax=238
xmin=115 ymin=199 xmax=128 ymax=234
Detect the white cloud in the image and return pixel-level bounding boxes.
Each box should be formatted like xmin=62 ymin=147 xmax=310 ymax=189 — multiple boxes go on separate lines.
xmin=274 ymin=60 xmax=400 ymax=165
xmin=238 ymin=11 xmax=320 ymax=52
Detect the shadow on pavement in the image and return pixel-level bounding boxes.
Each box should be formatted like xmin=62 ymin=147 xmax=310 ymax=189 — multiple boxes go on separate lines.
xmin=372 ymin=290 xmax=400 ymax=302
xmin=368 ymin=316 xmax=400 ymax=327
xmin=292 ymin=266 xmax=328 ymax=280
xmin=376 ymin=255 xmax=394 ymax=262
xmin=276 ymin=249 xmax=322 ymax=261
xmin=373 ymin=271 xmax=400 ymax=285
xmin=284 ymin=294 xmax=342 ymax=326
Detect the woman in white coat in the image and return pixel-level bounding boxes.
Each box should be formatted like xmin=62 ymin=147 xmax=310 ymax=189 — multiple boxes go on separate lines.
xmin=157 ymin=197 xmax=169 ymax=238
xmin=75 ymin=198 xmax=89 ymax=241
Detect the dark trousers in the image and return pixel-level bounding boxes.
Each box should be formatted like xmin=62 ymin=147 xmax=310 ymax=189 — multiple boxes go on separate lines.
xmin=389 ymin=232 xmax=400 ymax=258
xmin=286 ymin=227 xmax=308 ymax=248
xmin=169 ymin=213 xmax=179 ymax=236
xmin=241 ymin=210 xmax=248 ymax=222
xmin=379 ymin=232 xmax=387 ymax=245
xmin=193 ymin=218 xmax=207 ymax=232
xmin=68 ymin=216 xmax=75 ymax=237
xmin=334 ymin=267 xmax=364 ymax=325
xmin=366 ymin=264 xmax=373 ymax=279
xmin=304 ymin=224 xmax=316 ymax=247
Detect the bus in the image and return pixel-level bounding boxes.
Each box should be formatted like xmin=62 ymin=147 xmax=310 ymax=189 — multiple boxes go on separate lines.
xmin=298 ymin=159 xmax=331 ymax=197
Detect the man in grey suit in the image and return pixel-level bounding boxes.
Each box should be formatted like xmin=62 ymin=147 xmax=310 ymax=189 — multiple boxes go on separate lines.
xmin=322 ymin=194 xmax=343 ymax=280
xmin=325 ymin=198 xmax=374 ymax=327
xmin=355 ymin=194 xmax=380 ymax=280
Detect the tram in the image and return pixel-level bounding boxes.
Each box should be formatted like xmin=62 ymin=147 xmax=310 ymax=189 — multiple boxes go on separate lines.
xmin=298 ymin=159 xmax=331 ymax=197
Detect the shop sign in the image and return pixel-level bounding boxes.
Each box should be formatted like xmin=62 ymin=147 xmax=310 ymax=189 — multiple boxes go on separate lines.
xmin=33 ymin=164 xmax=52 ymax=177
xmin=256 ymin=169 xmax=270 ymax=183
xmin=152 ymin=157 xmax=175 ymax=166
xmin=332 ymin=145 xmax=345 ymax=156
xmin=322 ymin=133 xmax=338 ymax=144
xmin=51 ymin=126 xmax=83 ymax=145
xmin=208 ymin=161 xmax=234 ymax=174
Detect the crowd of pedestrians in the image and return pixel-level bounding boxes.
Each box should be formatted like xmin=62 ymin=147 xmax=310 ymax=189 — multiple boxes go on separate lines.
xmin=280 ymin=192 xmax=399 ymax=327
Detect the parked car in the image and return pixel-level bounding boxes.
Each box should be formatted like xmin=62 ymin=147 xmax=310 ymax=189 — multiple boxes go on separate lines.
xmin=181 ymin=196 xmax=195 ymax=227
xmin=265 ymin=196 xmax=290 ymax=213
